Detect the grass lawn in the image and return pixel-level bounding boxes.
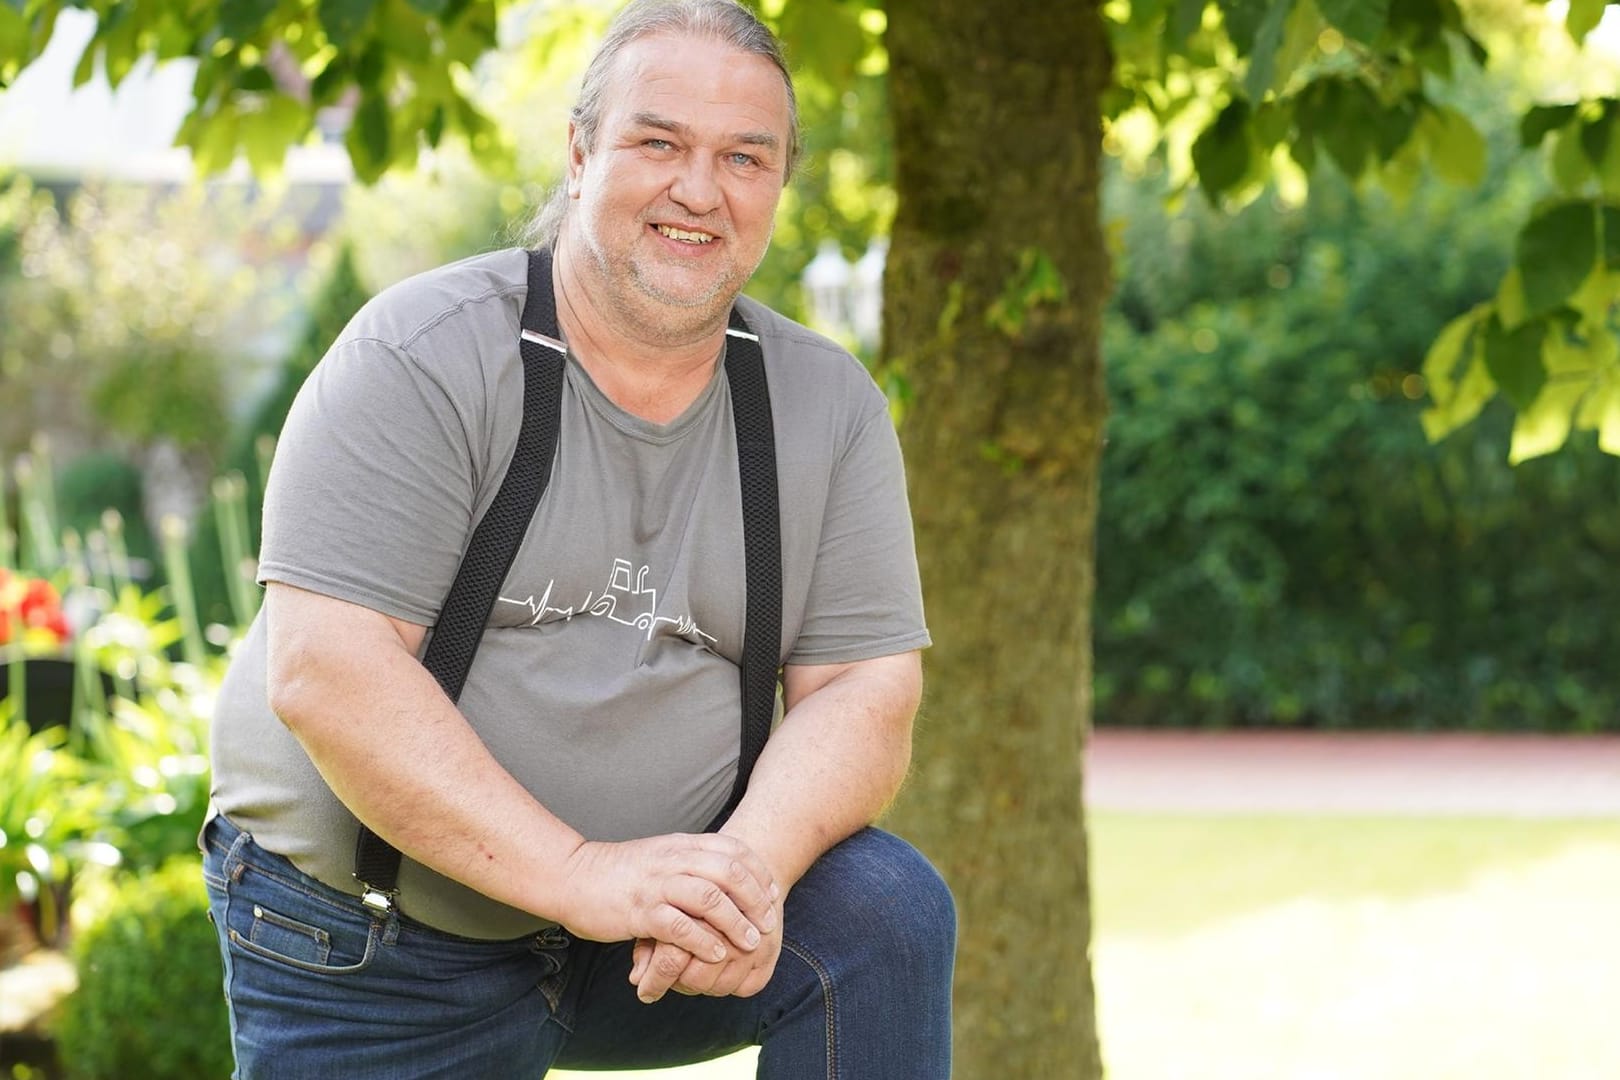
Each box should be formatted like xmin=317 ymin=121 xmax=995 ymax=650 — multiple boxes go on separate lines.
xmin=1091 ymin=813 xmax=1620 ymax=1080
xmin=554 ymin=814 xmax=1620 ymax=1080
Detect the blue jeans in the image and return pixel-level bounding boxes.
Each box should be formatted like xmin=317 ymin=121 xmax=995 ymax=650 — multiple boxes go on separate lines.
xmin=201 ymin=814 xmax=955 ymax=1078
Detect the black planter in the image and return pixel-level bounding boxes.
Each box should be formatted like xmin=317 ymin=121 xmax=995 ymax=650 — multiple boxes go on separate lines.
xmin=0 ymin=658 xmax=107 ymax=733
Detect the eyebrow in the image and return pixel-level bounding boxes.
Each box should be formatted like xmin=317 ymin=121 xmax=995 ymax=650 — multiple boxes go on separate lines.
xmin=629 ymin=111 xmax=780 ymax=153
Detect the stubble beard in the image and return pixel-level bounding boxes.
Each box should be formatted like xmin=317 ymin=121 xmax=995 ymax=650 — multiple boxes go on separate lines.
xmin=581 ymin=217 xmax=772 ymax=347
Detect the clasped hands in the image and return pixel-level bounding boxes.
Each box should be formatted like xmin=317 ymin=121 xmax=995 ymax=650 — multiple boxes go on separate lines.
xmin=558 ymin=832 xmax=784 ymax=1003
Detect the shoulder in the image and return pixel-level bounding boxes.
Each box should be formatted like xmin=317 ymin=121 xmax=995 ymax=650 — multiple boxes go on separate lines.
xmin=337 ymin=248 xmax=529 ymax=360
xmin=733 ymin=294 xmax=889 ymax=421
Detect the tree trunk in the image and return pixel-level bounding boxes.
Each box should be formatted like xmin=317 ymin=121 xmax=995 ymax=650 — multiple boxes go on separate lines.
xmin=882 ymin=3 xmax=1111 ymax=1076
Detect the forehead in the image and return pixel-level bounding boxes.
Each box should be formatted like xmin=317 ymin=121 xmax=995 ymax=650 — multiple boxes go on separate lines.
xmin=598 ymin=32 xmax=791 ymax=142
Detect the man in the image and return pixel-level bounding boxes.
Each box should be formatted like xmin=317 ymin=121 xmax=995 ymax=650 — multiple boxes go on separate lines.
xmin=202 ymin=1 xmax=955 ymax=1076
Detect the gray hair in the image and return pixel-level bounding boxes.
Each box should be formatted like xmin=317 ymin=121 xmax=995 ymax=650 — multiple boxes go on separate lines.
xmin=522 ymin=0 xmax=800 ymax=249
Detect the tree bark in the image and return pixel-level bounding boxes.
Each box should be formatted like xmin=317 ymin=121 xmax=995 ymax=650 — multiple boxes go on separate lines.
xmin=882 ymin=2 xmax=1111 ymax=1076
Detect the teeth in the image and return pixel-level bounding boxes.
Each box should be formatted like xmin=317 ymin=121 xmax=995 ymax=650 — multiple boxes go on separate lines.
xmin=656 ymin=225 xmax=715 ymax=244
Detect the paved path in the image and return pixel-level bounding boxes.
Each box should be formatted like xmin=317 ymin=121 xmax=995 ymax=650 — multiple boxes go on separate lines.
xmin=1084 ymin=729 xmax=1620 ymax=817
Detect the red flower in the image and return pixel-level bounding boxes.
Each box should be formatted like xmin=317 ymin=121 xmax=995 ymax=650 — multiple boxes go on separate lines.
xmin=0 ymin=568 xmax=71 ymax=646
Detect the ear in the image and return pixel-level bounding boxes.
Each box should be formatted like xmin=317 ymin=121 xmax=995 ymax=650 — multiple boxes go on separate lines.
xmin=567 ymin=122 xmax=586 ymax=199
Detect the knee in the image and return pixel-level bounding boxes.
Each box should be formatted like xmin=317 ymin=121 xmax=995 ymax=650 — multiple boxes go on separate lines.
xmin=824 ymin=830 xmax=957 ymax=981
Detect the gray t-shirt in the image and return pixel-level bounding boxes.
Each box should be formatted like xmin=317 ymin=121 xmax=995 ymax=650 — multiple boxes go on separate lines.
xmin=209 ymin=248 xmax=929 ymax=939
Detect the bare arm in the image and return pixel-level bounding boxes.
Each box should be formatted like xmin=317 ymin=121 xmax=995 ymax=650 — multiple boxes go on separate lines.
xmin=722 ymin=651 xmax=922 ymax=885
xmin=265 ymin=582 xmax=775 ymax=959
xmin=630 ymin=649 xmax=922 ymax=1000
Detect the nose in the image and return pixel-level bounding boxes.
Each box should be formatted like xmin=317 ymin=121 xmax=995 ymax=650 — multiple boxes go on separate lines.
xmin=668 ymin=154 xmax=722 ymax=217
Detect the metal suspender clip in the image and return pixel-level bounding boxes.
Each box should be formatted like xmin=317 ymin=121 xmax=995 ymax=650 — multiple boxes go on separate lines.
xmin=356 ymin=880 xmax=397 ymax=914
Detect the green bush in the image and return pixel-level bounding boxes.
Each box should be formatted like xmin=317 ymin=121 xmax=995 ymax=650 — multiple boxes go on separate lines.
xmin=1096 ymin=157 xmax=1620 ymax=732
xmin=53 ymin=451 xmax=157 ymax=571
xmin=55 ymin=856 xmax=233 ymax=1080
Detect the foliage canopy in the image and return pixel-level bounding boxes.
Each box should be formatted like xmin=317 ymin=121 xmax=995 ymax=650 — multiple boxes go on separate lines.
xmin=4 ymin=0 xmax=1619 ymax=458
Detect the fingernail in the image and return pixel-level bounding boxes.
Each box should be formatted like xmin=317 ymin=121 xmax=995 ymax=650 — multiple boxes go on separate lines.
xmin=770 ymin=882 xmax=780 ymax=900
xmin=712 ymin=943 xmax=727 ymax=962
xmin=745 ymin=926 xmax=760 ymax=947
xmin=763 ymin=909 xmax=777 ymax=932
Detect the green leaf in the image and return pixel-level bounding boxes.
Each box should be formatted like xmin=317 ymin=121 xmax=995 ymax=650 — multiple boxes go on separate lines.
xmin=1317 ymin=0 xmax=1389 ymax=43
xmin=1579 ymin=100 xmax=1618 ymax=171
xmin=188 ymin=103 xmax=241 ymax=177
xmin=1170 ymin=0 xmax=1206 ymax=43
xmin=310 ymin=57 xmax=349 ymax=105
xmin=778 ymin=0 xmax=867 ymax=90
xmin=345 ymin=91 xmax=391 ymax=183
xmin=1252 ymin=100 xmax=1291 ymax=148
xmin=1576 ymin=379 xmax=1620 ymax=454
xmin=355 ymin=41 xmax=386 ymax=86
xmin=1517 ymin=200 xmax=1598 ymax=316
xmin=235 ymin=66 xmax=274 ymax=92
xmin=1509 ymin=371 xmax=1586 ymax=462
xmin=1379 ymin=127 xmax=1426 ymax=205
xmin=1269 ymin=0 xmax=1323 ymax=91
xmin=1496 ymin=266 xmax=1528 ymax=330
xmin=1374 ymin=98 xmax=1419 ymax=159
xmin=239 ymin=94 xmax=309 ymax=177
xmin=1568 ymin=263 xmax=1615 ymax=326
xmin=1520 ymin=103 xmax=1579 ymax=149
xmin=1552 ymin=125 xmax=1594 ymax=192
xmin=1191 ymin=98 xmax=1253 ymax=200
xmin=220 ymin=0 xmax=278 ymax=43
xmin=321 ymin=0 xmax=378 ymax=50
xmin=405 ymin=0 xmax=450 ymax=15
xmin=1482 ymin=315 xmax=1549 ymax=411
xmin=1602 ymin=204 xmax=1620 ymax=269
xmin=0 ymin=8 xmax=26 ymax=86
xmin=99 ymin=5 xmax=140 ymax=89
xmin=1418 ymin=103 xmax=1487 ymax=187
xmin=1218 ymin=0 xmax=1269 ymax=53
xmin=1566 ymin=0 xmax=1607 ymax=43
xmin=1421 ymin=305 xmax=1482 ymax=397
xmin=1319 ymin=79 xmax=1379 ymax=177
xmin=71 ymin=33 xmax=95 ymax=88
xmin=1241 ymin=0 xmax=1293 ymax=101
xmin=377 ymin=0 xmax=432 ymax=64
xmin=424 ymin=103 xmax=445 ymax=148
xmin=1422 ymin=325 xmax=1495 ymax=442
xmin=986 ymin=247 xmax=1068 ymax=338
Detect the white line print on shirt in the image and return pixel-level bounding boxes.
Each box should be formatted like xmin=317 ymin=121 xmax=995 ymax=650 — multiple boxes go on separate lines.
xmin=497 ymin=558 xmax=717 ymax=644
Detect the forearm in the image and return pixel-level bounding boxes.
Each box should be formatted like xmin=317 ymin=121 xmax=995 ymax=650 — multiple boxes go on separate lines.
xmin=719 ymin=651 xmax=922 ymax=890
xmin=267 ymin=594 xmax=585 ymax=919
xmin=266 ymin=583 xmax=778 ymax=958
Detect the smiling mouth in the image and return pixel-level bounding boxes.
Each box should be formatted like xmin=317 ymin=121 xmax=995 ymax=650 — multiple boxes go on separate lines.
xmin=653 ymin=224 xmax=717 ymax=245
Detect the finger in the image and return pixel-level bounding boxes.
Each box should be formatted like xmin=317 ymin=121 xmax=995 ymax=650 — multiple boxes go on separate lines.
xmin=650 ymin=905 xmax=731 ymax=964
xmin=629 ymin=939 xmax=654 ymax=985
xmin=636 ymin=940 xmax=693 ymax=1004
xmin=669 ymin=837 xmax=779 ymax=919
xmin=662 ymin=847 xmax=778 ymax=935
xmin=661 ymin=876 xmax=764 ymax=954
xmin=670 ymin=955 xmax=728 ymax=997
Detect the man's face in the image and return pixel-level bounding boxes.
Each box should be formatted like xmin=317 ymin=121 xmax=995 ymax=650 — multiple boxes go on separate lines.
xmin=566 ymin=32 xmax=791 ymax=339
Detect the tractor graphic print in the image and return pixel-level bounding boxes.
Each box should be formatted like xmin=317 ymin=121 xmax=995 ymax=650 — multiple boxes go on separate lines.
xmin=591 ymin=559 xmax=658 ymax=632
xmin=498 ymin=558 xmax=716 ymax=644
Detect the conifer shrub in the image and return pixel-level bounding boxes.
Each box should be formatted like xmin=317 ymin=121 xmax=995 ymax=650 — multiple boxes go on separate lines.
xmin=55 ymin=857 xmax=232 ymax=1080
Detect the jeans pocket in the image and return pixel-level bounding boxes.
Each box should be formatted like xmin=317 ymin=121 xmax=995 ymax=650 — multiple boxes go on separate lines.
xmin=219 ymin=850 xmax=383 ymax=977
xmin=228 ymin=895 xmax=380 ymax=975
xmin=243 ymin=903 xmax=333 ymax=965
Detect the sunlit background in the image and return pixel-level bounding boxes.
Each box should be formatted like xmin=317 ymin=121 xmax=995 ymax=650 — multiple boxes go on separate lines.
xmin=4 ymin=1 xmax=1620 ymax=1077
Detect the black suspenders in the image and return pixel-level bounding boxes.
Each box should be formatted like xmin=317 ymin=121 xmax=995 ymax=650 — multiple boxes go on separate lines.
xmin=353 ymin=248 xmax=782 ymax=912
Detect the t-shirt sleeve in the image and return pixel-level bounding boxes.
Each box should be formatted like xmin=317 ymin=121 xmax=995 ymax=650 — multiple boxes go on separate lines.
xmin=256 ymin=335 xmax=485 ymax=625
xmin=785 ymin=395 xmax=931 ymax=666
